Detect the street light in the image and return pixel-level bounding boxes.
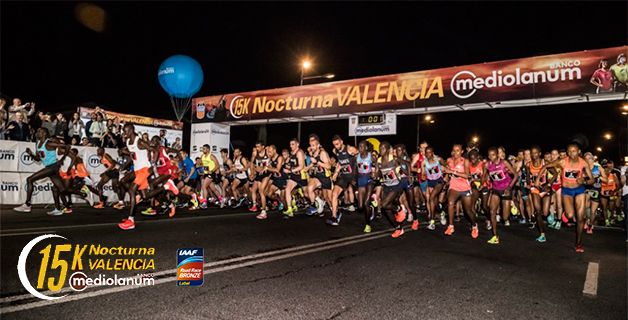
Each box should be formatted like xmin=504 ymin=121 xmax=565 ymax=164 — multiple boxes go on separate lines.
xmin=297 ymin=59 xmax=335 ymax=142
xmin=424 ymin=115 xmax=432 ymax=121
xmin=596 ymin=146 xmax=603 ymax=152
xmin=472 ymin=136 xmax=479 ymax=143
xmin=603 ymin=132 xmax=612 ymax=140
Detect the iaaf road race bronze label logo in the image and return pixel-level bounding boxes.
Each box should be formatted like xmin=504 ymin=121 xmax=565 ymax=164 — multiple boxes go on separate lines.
xmin=17 ymin=235 xmax=156 ymax=300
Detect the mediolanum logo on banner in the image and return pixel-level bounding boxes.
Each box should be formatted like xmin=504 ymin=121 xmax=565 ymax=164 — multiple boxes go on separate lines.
xmin=20 ymin=151 xmax=35 ymax=165
xmin=1 ymin=180 xmax=19 ymax=192
xmin=0 ymin=148 xmax=16 ymax=160
xmin=88 ymin=154 xmax=101 ymax=168
xmin=25 ymin=181 xmax=53 ymax=196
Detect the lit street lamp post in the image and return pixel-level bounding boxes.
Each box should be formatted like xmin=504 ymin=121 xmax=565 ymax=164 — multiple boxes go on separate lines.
xmin=297 ymin=59 xmax=334 ymax=143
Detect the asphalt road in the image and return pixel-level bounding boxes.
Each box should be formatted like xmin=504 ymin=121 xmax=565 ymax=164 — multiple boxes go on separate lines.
xmin=0 ymin=205 xmax=626 ymax=320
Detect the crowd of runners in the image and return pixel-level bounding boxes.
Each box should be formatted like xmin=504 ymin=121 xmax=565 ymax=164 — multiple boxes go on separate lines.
xmin=12 ymin=124 xmax=627 ymax=253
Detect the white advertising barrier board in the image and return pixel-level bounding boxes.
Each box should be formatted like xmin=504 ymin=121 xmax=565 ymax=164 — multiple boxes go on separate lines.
xmin=0 ymin=140 xmax=124 ymax=205
xmin=0 ymin=172 xmax=23 ymax=205
xmin=0 ymin=173 xmax=126 ymax=205
xmin=0 ymin=140 xmax=19 ymax=172
xmin=348 ymin=113 xmax=397 ymax=136
xmin=3 ymin=140 xmax=115 ymax=173
xmin=190 ymin=122 xmax=231 ymax=165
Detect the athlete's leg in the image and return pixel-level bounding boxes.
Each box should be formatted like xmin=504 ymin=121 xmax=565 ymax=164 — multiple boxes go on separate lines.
xmin=575 ymin=193 xmax=586 ymax=247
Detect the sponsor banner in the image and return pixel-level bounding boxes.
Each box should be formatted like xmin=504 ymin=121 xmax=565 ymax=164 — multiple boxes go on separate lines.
xmin=190 ymin=123 xmax=230 ymax=164
xmin=27 ymin=176 xmax=54 ymax=205
xmin=349 ymin=113 xmax=397 ymax=136
xmin=79 ymin=107 xmax=183 ymax=130
xmin=0 ymin=172 xmax=23 ymax=205
xmin=0 ymin=140 xmax=19 ymax=172
xmin=6 ymin=140 xmax=115 ymax=173
xmin=192 ymin=46 xmax=627 ymax=122
xmin=78 ymin=107 xmax=183 ymax=146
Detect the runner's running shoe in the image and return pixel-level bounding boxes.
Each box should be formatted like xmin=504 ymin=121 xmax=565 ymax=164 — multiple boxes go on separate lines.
xmin=440 ymin=212 xmax=447 ymax=225
xmin=486 ymin=220 xmax=492 ymax=230
xmin=62 ymin=207 xmax=73 ymax=214
xmin=412 ymin=220 xmax=419 ymax=230
xmin=14 ymin=204 xmax=31 ymax=212
xmin=487 ymin=235 xmax=499 ymax=244
xmin=575 ymin=244 xmax=584 ymax=253
xmin=118 ymin=218 xmax=135 ymax=230
xmin=407 ymin=213 xmax=414 ymax=223
xmin=306 ymin=206 xmax=317 ymax=216
xmin=391 ymin=228 xmax=404 ymax=238
xmin=536 ymin=234 xmax=546 ymax=243
xmin=504 ymin=220 xmax=510 ymax=227
xmin=547 ymin=214 xmax=555 ymax=226
xmin=283 ymin=206 xmax=294 ymax=218
xmin=113 ymin=201 xmax=125 ymax=210
xmin=471 ymin=225 xmax=479 ymax=239
xmin=93 ymin=202 xmax=105 ymax=209
xmin=554 ymin=221 xmax=562 ymax=230
xmin=395 ymin=206 xmax=407 ymax=223
xmin=363 ymin=225 xmax=372 ymax=233
xmin=47 ymin=208 xmax=63 ymax=216
xmin=168 ymin=204 xmax=176 ymax=218
xmin=427 ymin=219 xmax=436 ymax=230
xmin=562 ymin=213 xmax=569 ymax=224
xmin=141 ymin=208 xmax=156 ymax=216
xmin=444 ymin=225 xmax=454 ymax=236
xmin=249 ymin=204 xmax=258 ymax=212
xmin=325 ymin=217 xmax=339 ymax=226
xmin=256 ymin=210 xmax=268 ymax=220
xmin=347 ymin=205 xmax=356 ymax=212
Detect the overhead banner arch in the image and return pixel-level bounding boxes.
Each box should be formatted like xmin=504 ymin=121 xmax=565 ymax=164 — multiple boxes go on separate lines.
xmin=192 ymin=46 xmax=627 ymax=125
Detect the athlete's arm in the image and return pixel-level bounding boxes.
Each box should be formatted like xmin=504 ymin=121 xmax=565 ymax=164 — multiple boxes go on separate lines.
xmin=318 ymin=150 xmax=332 ymax=170
xmin=410 ymin=153 xmax=420 ymax=174
xmin=293 ymin=150 xmax=305 ymax=173
xmin=598 ymin=166 xmax=608 ymax=184
xmin=210 ymin=154 xmax=220 ymax=173
xmin=103 ymin=153 xmax=116 ymax=171
xmin=46 ymin=139 xmax=70 ymax=153
xmin=580 ymin=161 xmax=594 ymax=185
xmin=504 ymin=161 xmax=518 ymax=189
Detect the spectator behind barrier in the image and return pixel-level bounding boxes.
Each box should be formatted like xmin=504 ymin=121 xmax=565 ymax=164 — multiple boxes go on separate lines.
xmin=8 ymin=98 xmax=35 ymax=122
xmin=52 ymin=112 xmax=68 ymax=140
xmin=89 ymin=112 xmax=106 ymax=145
xmin=6 ymin=111 xmax=31 ymax=141
xmin=68 ymin=112 xmax=84 ymax=143
xmin=172 ymin=137 xmax=182 ymax=150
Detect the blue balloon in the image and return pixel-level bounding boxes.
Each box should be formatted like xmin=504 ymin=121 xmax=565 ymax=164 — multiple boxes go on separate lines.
xmin=157 ymin=55 xmax=204 ymax=98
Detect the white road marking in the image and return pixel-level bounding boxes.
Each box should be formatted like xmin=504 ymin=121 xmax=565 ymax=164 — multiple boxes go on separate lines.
xmin=0 ymin=227 xmax=405 ymax=308
xmin=582 ymin=261 xmax=599 ymax=298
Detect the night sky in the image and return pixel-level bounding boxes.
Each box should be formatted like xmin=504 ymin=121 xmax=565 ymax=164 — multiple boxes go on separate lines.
xmin=2 ymin=2 xmax=626 ymax=160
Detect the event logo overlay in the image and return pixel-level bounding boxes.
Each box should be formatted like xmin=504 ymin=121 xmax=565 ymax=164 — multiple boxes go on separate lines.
xmin=17 ymin=234 xmax=156 ymax=300
xmin=176 ymin=248 xmax=204 ymax=286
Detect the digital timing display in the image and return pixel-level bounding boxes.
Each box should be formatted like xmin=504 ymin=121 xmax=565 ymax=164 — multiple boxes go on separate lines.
xmin=357 ymin=114 xmax=385 ymax=125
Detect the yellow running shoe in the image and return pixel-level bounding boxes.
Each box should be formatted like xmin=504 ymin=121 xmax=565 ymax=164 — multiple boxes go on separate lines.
xmin=487 ymin=235 xmax=500 ymax=244
xmin=363 ymin=225 xmax=372 ymax=233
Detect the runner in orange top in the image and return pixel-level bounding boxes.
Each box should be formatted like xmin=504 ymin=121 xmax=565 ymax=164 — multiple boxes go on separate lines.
xmin=443 ymin=144 xmax=479 ymax=239
xmin=528 ymin=146 xmax=550 ymax=242
xmin=93 ymin=147 xmax=120 ymax=209
xmin=600 ymin=160 xmax=619 ymax=227
xmin=542 ymin=144 xmax=593 ymax=253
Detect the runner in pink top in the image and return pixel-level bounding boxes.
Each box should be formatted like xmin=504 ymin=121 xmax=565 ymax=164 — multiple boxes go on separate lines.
xmin=443 ymin=144 xmax=478 ymax=239
xmin=486 ymin=147 xmax=517 ymax=244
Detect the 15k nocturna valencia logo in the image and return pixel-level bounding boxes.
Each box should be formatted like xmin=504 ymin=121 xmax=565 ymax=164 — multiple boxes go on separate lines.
xmin=18 ymin=235 xmax=156 ymax=300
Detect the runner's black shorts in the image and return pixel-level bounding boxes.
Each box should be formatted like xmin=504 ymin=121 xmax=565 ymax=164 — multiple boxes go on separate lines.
xmin=336 ymin=174 xmax=355 ymax=190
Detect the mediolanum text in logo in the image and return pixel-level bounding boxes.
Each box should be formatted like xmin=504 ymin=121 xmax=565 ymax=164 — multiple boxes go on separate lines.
xmin=229 ymin=95 xmax=246 ymax=119
xmin=27 ymin=181 xmax=53 ymax=196
xmin=158 ymin=67 xmax=175 ymax=76
xmin=450 ymin=61 xmax=582 ymax=99
xmin=88 ymin=154 xmax=101 ymax=168
xmin=0 ymin=149 xmax=16 ymax=161
xmin=1 ymin=180 xmax=19 ymax=192
xmin=20 ymin=151 xmax=35 ymax=165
